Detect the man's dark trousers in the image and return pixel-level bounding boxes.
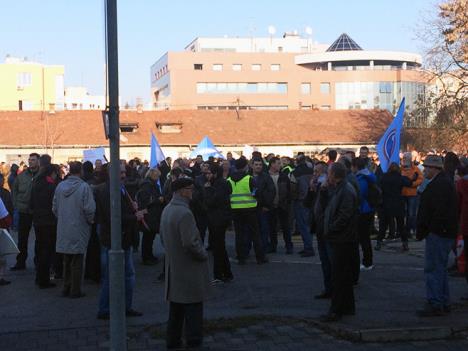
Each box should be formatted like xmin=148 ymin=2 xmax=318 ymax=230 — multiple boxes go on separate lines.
xmin=15 ymin=212 xmax=35 ymax=268
xmin=232 ymin=210 xmax=265 ymax=262
xmin=34 ymin=224 xmax=56 ymax=286
xmin=167 ymin=302 xmax=203 ymax=348
xmin=330 ymin=242 xmax=355 ymax=316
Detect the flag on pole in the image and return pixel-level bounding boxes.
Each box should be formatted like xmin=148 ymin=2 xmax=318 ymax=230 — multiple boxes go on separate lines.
xmin=376 ymin=98 xmax=405 ymax=173
xmin=150 ymin=133 xmax=165 ymax=168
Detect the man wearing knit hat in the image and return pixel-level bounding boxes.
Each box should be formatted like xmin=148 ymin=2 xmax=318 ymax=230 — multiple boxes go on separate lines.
xmin=416 ymin=155 xmax=458 ymax=317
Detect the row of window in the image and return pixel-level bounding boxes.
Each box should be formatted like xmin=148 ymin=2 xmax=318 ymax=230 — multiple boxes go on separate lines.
xmin=196 ymin=82 xmax=331 ymax=95
xmin=194 ymin=63 xmax=281 ymax=72
xmin=196 ymin=104 xmax=332 ymax=111
xmin=17 ymin=72 xmax=32 ymax=88
xmin=154 ymin=65 xmax=168 ymax=80
xmin=196 ymin=82 xmax=288 ymax=94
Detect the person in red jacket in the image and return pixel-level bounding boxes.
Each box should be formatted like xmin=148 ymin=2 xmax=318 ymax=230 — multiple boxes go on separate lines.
xmin=456 ymin=158 xmax=468 ymax=292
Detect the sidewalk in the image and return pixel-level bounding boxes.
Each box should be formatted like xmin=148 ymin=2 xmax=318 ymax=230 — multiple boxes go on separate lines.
xmin=1 ymin=231 xmax=468 ymax=350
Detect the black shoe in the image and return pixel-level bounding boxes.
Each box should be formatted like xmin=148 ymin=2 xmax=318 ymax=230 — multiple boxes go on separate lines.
xmin=237 ymin=259 xmax=246 ymax=265
xmin=223 ymin=275 xmax=234 ymax=282
xmin=298 ymin=250 xmax=305 ymax=255
xmin=0 ymin=278 xmax=11 ymax=286
xmin=142 ymin=258 xmax=158 ymax=266
xmin=39 ymin=282 xmax=57 ymax=289
xmin=286 ymin=248 xmax=293 ymax=255
xmin=319 ymin=312 xmax=342 ymax=322
xmin=416 ymin=304 xmax=444 ymax=317
xmin=314 ymin=292 xmax=332 ymax=299
xmin=97 ymin=312 xmax=110 ymax=320
xmin=61 ymin=290 xmax=70 ymax=297
xmin=10 ymin=265 xmax=26 ymax=271
xmin=257 ymin=258 xmax=269 ymax=265
xmin=266 ymin=247 xmax=277 ymax=254
xmin=69 ymin=293 xmax=86 ymax=298
xmin=126 ymin=309 xmax=143 ymax=317
xmin=301 ymin=250 xmax=315 ymax=257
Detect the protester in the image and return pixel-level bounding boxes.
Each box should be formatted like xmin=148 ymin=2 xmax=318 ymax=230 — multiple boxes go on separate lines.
xmin=228 ymin=157 xmax=267 ymax=265
xmin=252 ymin=158 xmax=276 ymax=252
xmin=136 ymin=167 xmax=164 ymax=265
xmin=375 ymin=163 xmax=412 ymax=251
xmin=30 ymin=164 xmax=59 ymax=288
xmin=416 ymin=155 xmax=458 ymax=317
xmin=95 ymin=164 xmax=144 ymax=319
xmin=456 ymin=158 xmax=468 ymax=293
xmin=160 ymin=177 xmax=210 ymax=349
xmin=11 ymin=153 xmax=40 ymax=270
xmin=291 ymin=154 xmax=314 ymax=257
xmin=327 ymin=150 xmax=337 ymax=165
xmin=317 ymin=162 xmax=359 ymax=322
xmin=401 ymin=152 xmax=423 ymax=238
xmin=0 ymin=174 xmax=13 ymax=217
xmin=53 ymin=162 xmax=96 ymax=297
xmin=267 ymin=157 xmax=293 ymax=254
xmin=0 ymin=197 xmax=13 ymax=285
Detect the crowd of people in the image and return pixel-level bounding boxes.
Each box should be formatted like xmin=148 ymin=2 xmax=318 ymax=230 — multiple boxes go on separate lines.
xmin=0 ymin=146 xmax=467 ymax=348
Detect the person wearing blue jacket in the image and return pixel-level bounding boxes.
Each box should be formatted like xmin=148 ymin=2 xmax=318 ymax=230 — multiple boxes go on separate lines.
xmin=353 ymin=157 xmax=377 ymax=273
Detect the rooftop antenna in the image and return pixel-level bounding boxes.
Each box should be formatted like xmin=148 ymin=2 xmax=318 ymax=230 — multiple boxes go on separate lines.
xmin=268 ymin=25 xmax=276 ymax=47
xmin=248 ymin=18 xmax=256 ymax=51
xmin=305 ymin=26 xmax=313 ymax=52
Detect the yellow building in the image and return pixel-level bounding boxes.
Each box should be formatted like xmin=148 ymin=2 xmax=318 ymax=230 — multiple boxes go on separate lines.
xmin=0 ymin=56 xmax=64 ymax=111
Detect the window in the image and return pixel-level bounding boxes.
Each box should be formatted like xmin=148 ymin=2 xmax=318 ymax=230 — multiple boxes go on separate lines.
xmin=379 ymin=82 xmax=392 ymax=94
xmin=194 ymin=64 xmax=203 ymax=70
xmin=156 ymin=122 xmax=182 ymax=134
xmin=320 ymin=105 xmax=331 ymax=110
xmin=17 ymin=72 xmax=32 ymax=88
xmin=320 ymin=82 xmax=330 ymax=94
xmin=278 ymin=46 xmax=283 ymax=52
xmin=196 ymin=83 xmax=206 ymax=93
xmin=301 ymin=105 xmax=311 ymax=110
xmin=119 ymin=123 xmax=139 ymax=133
xmin=251 ymin=64 xmax=261 ymax=71
xmin=301 ymin=83 xmax=311 ymax=95
xmin=212 ymin=64 xmax=223 ymax=71
xmin=196 ymin=82 xmax=288 ymax=94
xmin=270 ymin=64 xmax=280 ymax=71
xmin=232 ymin=64 xmax=242 ymax=71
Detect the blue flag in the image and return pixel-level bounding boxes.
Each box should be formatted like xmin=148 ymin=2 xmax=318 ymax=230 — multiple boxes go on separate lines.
xmin=150 ymin=133 xmax=165 ymax=168
xmin=376 ymin=98 xmax=405 ymax=173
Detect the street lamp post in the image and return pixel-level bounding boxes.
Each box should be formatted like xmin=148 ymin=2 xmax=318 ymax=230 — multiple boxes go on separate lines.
xmin=105 ymin=0 xmax=126 ymax=350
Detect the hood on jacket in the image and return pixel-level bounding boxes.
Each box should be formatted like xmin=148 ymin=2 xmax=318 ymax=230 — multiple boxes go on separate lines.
xmin=230 ymin=170 xmax=248 ymax=182
xmin=61 ymin=176 xmax=83 ymax=197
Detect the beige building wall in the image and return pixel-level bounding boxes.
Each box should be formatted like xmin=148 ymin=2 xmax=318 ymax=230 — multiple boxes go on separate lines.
xmin=151 ymin=51 xmax=427 ymax=111
xmin=0 ymin=58 xmax=64 ymax=111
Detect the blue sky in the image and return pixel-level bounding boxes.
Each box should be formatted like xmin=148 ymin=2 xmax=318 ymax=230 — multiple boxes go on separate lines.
xmin=0 ymin=0 xmax=437 ymax=105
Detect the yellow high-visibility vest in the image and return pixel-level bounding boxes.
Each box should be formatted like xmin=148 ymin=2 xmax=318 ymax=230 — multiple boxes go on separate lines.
xmin=227 ymin=175 xmax=257 ymax=209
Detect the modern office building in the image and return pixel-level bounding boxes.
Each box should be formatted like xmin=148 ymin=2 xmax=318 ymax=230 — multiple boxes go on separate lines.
xmin=0 ymin=56 xmax=65 ymax=111
xmin=150 ymin=33 xmax=428 ymax=115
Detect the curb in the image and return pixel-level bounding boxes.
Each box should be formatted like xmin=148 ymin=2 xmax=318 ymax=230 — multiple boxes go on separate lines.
xmin=310 ymin=321 xmax=468 ymax=342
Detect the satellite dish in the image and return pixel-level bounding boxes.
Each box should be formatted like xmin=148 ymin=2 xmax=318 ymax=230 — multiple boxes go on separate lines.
xmin=305 ymin=26 xmax=313 ymax=36
xmin=268 ymin=25 xmax=276 ymax=35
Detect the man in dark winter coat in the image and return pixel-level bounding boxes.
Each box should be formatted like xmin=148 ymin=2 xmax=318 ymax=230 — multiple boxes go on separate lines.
xmin=267 ymin=157 xmax=293 ymax=254
xmin=30 ymin=164 xmax=59 ymax=288
xmin=416 ymin=155 xmax=458 ymax=317
xmin=252 ymin=158 xmax=276 ymax=252
xmin=317 ymin=162 xmax=359 ymax=322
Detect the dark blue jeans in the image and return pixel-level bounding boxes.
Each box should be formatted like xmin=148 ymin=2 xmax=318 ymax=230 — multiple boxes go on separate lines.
xmin=424 ymin=233 xmax=454 ymax=308
xmin=268 ymin=207 xmax=293 ymax=251
xmin=257 ymin=210 xmax=271 ymax=251
xmin=293 ymin=200 xmax=313 ymax=251
xmin=98 ymin=247 xmax=135 ymax=315
xmin=317 ymin=238 xmax=332 ymax=294
xmin=405 ymin=196 xmax=419 ymax=233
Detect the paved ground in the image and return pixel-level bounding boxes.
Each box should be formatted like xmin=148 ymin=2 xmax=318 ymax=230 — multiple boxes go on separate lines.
xmin=1 ymin=230 xmax=468 ymax=350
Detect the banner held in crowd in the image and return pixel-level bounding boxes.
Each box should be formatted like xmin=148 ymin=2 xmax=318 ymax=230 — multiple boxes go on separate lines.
xmin=150 ymin=133 xmax=166 ymax=168
xmin=83 ymin=147 xmax=107 ymax=165
xmin=377 ymin=98 xmax=405 ymax=173
xmin=189 ymin=136 xmax=224 ymax=160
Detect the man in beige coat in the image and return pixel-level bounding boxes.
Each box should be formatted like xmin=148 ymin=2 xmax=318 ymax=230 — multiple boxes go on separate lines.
xmin=160 ymin=177 xmax=210 ymax=349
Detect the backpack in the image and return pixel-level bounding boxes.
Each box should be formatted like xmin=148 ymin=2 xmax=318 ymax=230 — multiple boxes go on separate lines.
xmin=367 ymin=181 xmax=382 ymax=208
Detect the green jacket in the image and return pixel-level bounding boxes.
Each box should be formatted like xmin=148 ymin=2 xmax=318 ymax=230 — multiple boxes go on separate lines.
xmin=12 ymin=168 xmax=38 ymax=213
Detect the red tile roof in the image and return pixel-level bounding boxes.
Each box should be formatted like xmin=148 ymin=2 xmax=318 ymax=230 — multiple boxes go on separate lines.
xmin=0 ymin=109 xmax=393 ymax=147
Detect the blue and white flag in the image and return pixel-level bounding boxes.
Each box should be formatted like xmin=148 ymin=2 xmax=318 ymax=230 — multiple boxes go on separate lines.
xmin=150 ymin=133 xmax=165 ymax=168
xmin=376 ymin=98 xmax=405 ymax=173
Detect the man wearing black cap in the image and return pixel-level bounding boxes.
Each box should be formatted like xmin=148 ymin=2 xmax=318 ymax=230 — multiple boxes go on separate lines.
xmin=416 ymin=155 xmax=458 ymax=317
xmin=160 ymin=177 xmax=210 ymax=349
xmin=227 ymin=157 xmax=267 ymax=265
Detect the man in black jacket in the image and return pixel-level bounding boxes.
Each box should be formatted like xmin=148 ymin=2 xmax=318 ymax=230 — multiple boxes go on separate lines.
xmin=267 ymin=157 xmax=292 ymax=254
xmin=416 ymin=155 xmax=458 ymax=317
xmin=252 ymin=158 xmax=276 ymax=253
xmin=318 ymin=162 xmax=359 ymax=322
